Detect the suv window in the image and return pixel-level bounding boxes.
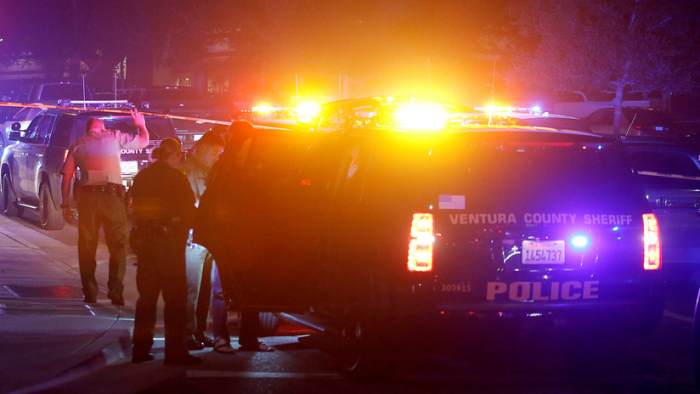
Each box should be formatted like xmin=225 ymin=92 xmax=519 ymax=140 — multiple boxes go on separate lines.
xmin=25 ymin=114 xmax=57 ymax=145
xmin=514 ymin=117 xmax=592 ymax=132
xmin=585 ymin=108 xmax=615 ymax=124
xmin=71 ymin=115 xmax=175 ymax=140
xmin=629 ymin=149 xmax=700 ymax=189
xmin=139 ymin=117 xmax=176 ymax=140
xmin=35 ymin=83 xmax=89 ymax=101
xmin=429 ymin=137 xmax=641 ymax=210
xmin=23 ymin=115 xmax=43 ymax=140
xmin=10 ymin=107 xmax=44 ymax=122
xmin=49 ymin=115 xmax=75 ymax=148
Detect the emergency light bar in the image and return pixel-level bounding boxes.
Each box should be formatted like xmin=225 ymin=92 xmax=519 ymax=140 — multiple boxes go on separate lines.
xmin=252 ymin=102 xmax=321 ymax=122
xmin=252 ymin=104 xmax=277 ymax=113
xmin=475 ymin=105 xmax=544 ymax=114
xmin=58 ymin=99 xmax=134 ymax=109
xmin=395 ymin=105 xmax=450 ymax=130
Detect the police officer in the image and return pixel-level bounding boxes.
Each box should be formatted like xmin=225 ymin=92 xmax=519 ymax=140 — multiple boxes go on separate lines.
xmin=60 ymin=110 xmax=149 ymax=305
xmin=129 ymin=138 xmax=200 ymax=366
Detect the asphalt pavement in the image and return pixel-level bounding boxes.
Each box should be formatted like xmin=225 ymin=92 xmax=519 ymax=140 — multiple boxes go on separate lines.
xmin=0 ymin=213 xmax=311 ymax=394
xmin=0 ymin=213 xmax=144 ymax=394
xmin=2 ymin=210 xmax=700 ymax=394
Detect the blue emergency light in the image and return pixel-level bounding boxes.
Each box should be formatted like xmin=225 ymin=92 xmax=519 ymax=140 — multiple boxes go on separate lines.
xmin=569 ymin=232 xmax=592 ymax=252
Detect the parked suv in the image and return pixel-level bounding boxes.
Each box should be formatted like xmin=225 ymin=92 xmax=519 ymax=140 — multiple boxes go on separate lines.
xmin=0 ymin=107 xmax=177 ymax=230
xmin=13 ymin=81 xmax=92 ymax=104
xmin=195 ymin=99 xmax=665 ymax=377
xmin=584 ymin=107 xmax=677 ymax=140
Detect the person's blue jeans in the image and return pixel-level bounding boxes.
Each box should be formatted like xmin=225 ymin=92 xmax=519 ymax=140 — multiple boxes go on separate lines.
xmin=185 ymin=240 xmax=212 ymax=337
xmin=211 ymin=262 xmax=230 ymax=343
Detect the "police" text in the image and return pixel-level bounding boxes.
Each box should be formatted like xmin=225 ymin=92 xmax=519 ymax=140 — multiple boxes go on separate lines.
xmin=486 ymin=281 xmax=599 ymax=301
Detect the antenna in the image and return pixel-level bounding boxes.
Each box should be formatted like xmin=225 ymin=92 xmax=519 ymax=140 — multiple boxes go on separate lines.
xmin=82 ymin=75 xmax=86 ymax=108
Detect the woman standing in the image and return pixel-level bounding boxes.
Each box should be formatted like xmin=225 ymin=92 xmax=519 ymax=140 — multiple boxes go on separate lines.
xmin=129 ymin=138 xmax=201 ymax=366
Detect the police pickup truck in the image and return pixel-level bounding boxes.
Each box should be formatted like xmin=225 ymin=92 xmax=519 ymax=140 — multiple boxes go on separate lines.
xmin=195 ymin=97 xmax=665 ymax=377
xmin=0 ymin=105 xmax=177 ymax=230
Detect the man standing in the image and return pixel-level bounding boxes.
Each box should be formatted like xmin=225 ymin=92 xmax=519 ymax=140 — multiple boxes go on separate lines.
xmin=59 ymin=110 xmax=150 ymax=305
xmin=181 ymin=132 xmax=225 ymax=349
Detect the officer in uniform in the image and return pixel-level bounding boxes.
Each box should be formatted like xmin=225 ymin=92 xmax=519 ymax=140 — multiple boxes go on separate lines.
xmin=60 ymin=110 xmax=150 ymax=305
xmin=129 ymin=138 xmax=200 ymax=365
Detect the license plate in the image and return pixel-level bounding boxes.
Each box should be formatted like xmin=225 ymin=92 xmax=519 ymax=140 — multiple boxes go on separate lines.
xmin=120 ymin=160 xmax=139 ymax=174
xmin=522 ymin=240 xmax=565 ymax=264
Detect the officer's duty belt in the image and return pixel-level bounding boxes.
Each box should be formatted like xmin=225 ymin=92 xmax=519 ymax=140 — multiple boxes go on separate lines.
xmin=81 ymin=183 xmax=125 ymax=195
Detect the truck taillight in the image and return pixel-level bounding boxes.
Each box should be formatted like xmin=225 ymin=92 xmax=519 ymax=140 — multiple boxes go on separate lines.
xmin=408 ymin=213 xmax=435 ymax=272
xmin=643 ymin=213 xmax=661 ymax=270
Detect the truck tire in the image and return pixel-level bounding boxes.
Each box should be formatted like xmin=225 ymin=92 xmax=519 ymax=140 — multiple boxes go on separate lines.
xmin=336 ymin=309 xmax=395 ymax=379
xmin=39 ymin=183 xmax=64 ymax=230
xmin=1 ymin=173 xmax=18 ymax=217
xmin=258 ymin=312 xmax=281 ymax=337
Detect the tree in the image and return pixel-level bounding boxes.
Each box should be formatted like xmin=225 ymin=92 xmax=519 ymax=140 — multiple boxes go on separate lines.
xmin=0 ymin=0 xmax=154 ymax=89
xmin=0 ymin=0 xmax=511 ymax=102
xmin=509 ymin=0 xmax=700 ymax=134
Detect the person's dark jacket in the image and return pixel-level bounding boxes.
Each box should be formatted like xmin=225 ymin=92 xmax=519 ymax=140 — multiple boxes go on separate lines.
xmin=130 ymin=160 xmax=197 ymax=240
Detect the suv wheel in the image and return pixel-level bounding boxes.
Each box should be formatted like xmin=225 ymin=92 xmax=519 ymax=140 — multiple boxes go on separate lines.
xmin=1 ymin=173 xmax=18 ymax=217
xmin=39 ymin=183 xmax=64 ymax=230
xmin=336 ymin=310 xmax=394 ymax=379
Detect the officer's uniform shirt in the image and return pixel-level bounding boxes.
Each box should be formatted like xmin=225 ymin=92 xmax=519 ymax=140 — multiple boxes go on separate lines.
xmin=60 ymin=129 xmax=145 ymax=186
xmin=130 ymin=160 xmax=196 ymax=232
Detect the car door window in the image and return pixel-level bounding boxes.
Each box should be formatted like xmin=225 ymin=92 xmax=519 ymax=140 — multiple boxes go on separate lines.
xmin=36 ymin=114 xmax=56 ymax=145
xmin=26 ymin=115 xmax=55 ymax=144
xmin=49 ymin=115 xmax=74 ymax=148
xmin=23 ymin=115 xmax=43 ymax=140
xmin=331 ymin=136 xmax=374 ymax=203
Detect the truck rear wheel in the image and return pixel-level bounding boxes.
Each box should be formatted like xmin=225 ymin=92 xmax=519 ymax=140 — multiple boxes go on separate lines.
xmin=39 ymin=183 xmax=64 ymax=230
xmin=336 ymin=310 xmax=395 ymax=379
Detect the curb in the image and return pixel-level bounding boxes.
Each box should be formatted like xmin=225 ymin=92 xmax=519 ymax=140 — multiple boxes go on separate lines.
xmin=10 ymin=319 xmax=133 ymax=394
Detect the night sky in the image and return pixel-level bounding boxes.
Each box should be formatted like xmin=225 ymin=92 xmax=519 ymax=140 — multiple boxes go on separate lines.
xmin=0 ymin=1 xmax=539 ymax=106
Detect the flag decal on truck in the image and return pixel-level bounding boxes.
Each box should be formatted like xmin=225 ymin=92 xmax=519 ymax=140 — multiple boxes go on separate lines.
xmin=439 ymin=194 xmax=465 ymax=210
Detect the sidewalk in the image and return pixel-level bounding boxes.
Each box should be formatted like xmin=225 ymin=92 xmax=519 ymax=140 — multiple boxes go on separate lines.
xmin=0 ymin=213 xmax=317 ymax=394
xmin=0 ymin=214 xmax=138 ymax=394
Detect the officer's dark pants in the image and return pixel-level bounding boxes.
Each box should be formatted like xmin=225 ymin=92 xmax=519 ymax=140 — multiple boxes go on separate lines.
xmin=239 ymin=311 xmax=262 ymax=347
xmin=77 ymin=188 xmax=128 ymax=301
xmin=132 ymin=229 xmax=189 ymax=361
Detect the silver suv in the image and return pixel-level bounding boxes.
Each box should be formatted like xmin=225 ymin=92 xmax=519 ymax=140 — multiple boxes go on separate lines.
xmin=0 ymin=107 xmax=176 ymax=230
